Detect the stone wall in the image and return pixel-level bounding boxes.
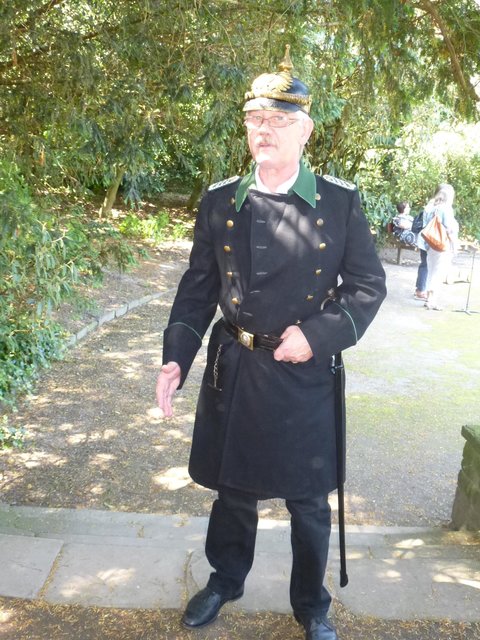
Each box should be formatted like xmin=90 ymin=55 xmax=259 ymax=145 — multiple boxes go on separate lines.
xmin=451 ymin=425 xmax=480 ymax=531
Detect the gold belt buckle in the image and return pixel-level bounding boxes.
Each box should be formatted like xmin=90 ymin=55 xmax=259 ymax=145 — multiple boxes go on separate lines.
xmin=238 ymin=329 xmax=254 ymax=350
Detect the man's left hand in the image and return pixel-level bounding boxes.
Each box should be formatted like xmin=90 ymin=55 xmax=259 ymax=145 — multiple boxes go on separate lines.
xmin=273 ymin=325 xmax=313 ymax=364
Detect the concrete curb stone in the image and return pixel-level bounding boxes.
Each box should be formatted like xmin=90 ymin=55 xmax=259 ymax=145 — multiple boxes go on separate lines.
xmin=0 ymin=504 xmax=478 ymax=621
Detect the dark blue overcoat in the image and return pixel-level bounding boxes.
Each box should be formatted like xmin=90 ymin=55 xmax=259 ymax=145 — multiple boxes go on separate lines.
xmin=163 ymin=170 xmax=386 ymax=499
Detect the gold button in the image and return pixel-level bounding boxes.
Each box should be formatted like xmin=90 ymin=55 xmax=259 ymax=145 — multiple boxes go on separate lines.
xmin=227 ymin=271 xmax=233 ymax=277
xmin=295 ymin=319 xmax=302 ymax=325
xmin=224 ymin=245 xmax=231 ymax=253
xmin=315 ymin=268 xmax=322 ymax=275
xmin=230 ymin=197 xmax=235 ymax=205
xmin=232 ymin=297 xmax=240 ymax=305
xmin=226 ymin=220 xmax=234 ymax=228
xmin=316 ymin=218 xmax=324 ymax=226
xmin=315 ymin=193 xmax=321 ymax=201
xmin=306 ymin=294 xmax=314 ymax=301
xmin=319 ymin=242 xmax=326 ymax=250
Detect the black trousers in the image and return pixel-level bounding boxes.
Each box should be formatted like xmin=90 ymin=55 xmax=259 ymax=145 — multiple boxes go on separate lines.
xmin=205 ymin=486 xmax=332 ymax=620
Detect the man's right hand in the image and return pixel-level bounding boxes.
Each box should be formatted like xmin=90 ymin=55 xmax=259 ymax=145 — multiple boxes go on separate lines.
xmin=156 ymin=361 xmax=181 ymax=418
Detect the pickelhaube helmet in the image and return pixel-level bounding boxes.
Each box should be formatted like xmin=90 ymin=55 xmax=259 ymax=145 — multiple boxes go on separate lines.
xmin=243 ymin=45 xmax=312 ymax=114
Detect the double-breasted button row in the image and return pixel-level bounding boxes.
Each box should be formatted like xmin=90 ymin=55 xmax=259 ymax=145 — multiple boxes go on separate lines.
xmin=224 ymin=218 xmax=238 ymax=301
xmin=302 ymin=199 xmax=327 ymax=300
xmin=314 ymin=189 xmax=325 ymax=253
xmin=316 ymin=214 xmax=326 ymax=247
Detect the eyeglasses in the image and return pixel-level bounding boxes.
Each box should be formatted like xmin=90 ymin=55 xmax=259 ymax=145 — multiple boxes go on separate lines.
xmin=243 ymin=114 xmax=301 ymax=130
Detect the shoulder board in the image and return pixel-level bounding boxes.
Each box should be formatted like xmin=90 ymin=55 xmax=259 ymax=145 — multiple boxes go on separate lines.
xmin=322 ymin=175 xmax=357 ymax=191
xmin=208 ymin=176 xmax=240 ymax=191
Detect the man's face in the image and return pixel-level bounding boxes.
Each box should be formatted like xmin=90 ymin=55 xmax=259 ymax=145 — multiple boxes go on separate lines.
xmin=245 ymin=110 xmax=313 ymax=171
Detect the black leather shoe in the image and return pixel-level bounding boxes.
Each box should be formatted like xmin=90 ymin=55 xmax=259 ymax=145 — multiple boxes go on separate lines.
xmin=181 ymin=585 xmax=244 ymax=628
xmin=295 ymin=614 xmax=338 ymax=640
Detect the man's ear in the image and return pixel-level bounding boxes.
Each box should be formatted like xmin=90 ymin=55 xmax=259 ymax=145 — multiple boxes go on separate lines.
xmin=301 ymin=117 xmax=314 ymax=145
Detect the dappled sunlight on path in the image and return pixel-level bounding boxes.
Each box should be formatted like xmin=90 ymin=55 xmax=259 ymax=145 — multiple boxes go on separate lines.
xmin=1 ymin=245 xmax=480 ymax=528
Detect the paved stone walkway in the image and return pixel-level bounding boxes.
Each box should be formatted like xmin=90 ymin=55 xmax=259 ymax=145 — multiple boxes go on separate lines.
xmin=0 ymin=503 xmax=479 ymax=624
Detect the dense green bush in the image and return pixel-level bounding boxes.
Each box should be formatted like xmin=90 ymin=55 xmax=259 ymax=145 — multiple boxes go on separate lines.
xmin=0 ymin=316 xmax=64 ymax=405
xmin=360 ymin=190 xmax=397 ymax=236
xmin=0 ymin=160 xmax=136 ymax=408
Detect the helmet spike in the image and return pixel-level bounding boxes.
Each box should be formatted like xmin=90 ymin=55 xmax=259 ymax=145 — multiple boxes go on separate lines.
xmin=278 ymin=44 xmax=294 ymax=75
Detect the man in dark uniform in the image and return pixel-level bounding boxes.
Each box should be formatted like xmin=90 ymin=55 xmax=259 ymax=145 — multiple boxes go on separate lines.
xmin=156 ymin=46 xmax=386 ymax=640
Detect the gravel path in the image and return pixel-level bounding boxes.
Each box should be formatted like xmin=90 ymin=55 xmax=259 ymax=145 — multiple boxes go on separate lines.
xmin=2 ymin=243 xmax=480 ymax=527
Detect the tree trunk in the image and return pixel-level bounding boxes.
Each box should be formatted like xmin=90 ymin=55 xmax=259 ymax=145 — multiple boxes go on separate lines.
xmin=98 ymin=166 xmax=125 ymax=218
xmin=187 ymin=176 xmax=205 ymax=211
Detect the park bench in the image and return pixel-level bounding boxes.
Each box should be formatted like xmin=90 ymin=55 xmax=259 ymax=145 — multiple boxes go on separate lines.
xmin=385 ymin=222 xmax=418 ymax=264
xmin=388 ymin=235 xmax=419 ymax=265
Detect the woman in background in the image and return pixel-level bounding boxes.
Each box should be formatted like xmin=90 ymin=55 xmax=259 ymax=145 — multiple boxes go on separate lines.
xmin=416 ymin=184 xmax=459 ymax=310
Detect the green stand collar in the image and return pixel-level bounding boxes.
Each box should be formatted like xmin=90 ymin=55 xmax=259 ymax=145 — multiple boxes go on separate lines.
xmin=235 ymin=160 xmax=317 ymax=212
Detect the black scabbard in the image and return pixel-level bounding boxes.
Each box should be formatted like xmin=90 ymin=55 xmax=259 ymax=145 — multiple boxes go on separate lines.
xmin=331 ymin=352 xmax=349 ymax=587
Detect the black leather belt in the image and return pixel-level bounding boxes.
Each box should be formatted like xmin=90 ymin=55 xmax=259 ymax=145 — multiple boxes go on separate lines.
xmin=223 ymin=319 xmax=283 ymax=351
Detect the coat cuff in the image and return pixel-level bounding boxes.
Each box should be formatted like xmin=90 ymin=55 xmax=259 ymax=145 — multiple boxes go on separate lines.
xmin=163 ymin=322 xmax=203 ymax=389
xmin=299 ymin=302 xmax=358 ymax=364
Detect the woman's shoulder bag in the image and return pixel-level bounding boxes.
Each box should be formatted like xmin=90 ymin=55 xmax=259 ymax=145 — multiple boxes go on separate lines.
xmin=421 ymin=214 xmax=448 ymax=251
